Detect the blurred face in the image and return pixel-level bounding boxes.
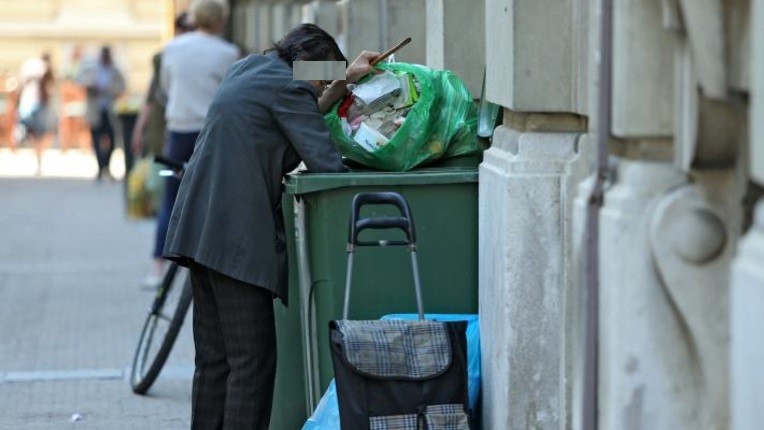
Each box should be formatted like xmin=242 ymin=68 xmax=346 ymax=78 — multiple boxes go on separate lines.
xmin=101 ymin=48 xmax=112 ymax=66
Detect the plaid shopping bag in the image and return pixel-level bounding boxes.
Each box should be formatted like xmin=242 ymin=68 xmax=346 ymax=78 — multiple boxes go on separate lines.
xmin=329 ymin=192 xmax=471 ymax=430
xmin=329 ymin=319 xmax=470 ymax=429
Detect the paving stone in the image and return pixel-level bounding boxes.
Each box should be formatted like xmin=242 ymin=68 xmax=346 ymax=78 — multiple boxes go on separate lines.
xmin=0 ymin=174 xmax=195 ymax=429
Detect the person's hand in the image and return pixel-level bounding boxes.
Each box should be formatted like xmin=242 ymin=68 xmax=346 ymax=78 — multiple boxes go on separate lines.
xmin=131 ymin=104 xmax=152 ymax=156
xmin=131 ymin=133 xmax=143 ymax=157
xmin=346 ymin=51 xmax=381 ymax=84
xmin=131 ymin=126 xmax=144 ymax=156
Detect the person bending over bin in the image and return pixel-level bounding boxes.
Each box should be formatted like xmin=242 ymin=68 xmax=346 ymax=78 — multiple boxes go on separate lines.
xmin=163 ymin=23 xmax=378 ymax=430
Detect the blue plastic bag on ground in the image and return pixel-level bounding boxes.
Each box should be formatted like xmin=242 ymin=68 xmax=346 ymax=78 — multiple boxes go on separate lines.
xmin=301 ymin=314 xmax=480 ymax=430
xmin=301 ymin=380 xmax=340 ymax=430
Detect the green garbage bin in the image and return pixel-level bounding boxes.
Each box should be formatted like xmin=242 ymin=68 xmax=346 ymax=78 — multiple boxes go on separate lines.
xmin=270 ymin=262 xmax=310 ymax=429
xmin=283 ymin=164 xmax=480 ymax=412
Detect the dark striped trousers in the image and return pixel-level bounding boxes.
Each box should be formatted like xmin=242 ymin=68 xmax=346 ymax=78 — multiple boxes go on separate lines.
xmin=189 ymin=263 xmax=276 ymax=430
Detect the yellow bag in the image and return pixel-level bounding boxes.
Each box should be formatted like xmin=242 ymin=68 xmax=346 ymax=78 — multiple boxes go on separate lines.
xmin=126 ymin=157 xmax=158 ymax=219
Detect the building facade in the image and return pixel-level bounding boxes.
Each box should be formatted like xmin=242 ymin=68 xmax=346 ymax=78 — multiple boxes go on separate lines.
xmin=0 ymin=0 xmax=169 ymax=148
xmin=230 ymin=1 xmax=761 ymax=429
xmin=0 ymin=0 xmax=166 ymax=96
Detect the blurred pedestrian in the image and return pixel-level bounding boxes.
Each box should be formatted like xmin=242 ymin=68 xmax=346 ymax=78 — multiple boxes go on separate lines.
xmin=58 ymin=45 xmax=90 ymax=151
xmin=64 ymin=45 xmax=83 ymax=81
xmin=78 ymin=46 xmax=126 ymax=181
xmin=129 ymin=12 xmax=193 ymax=231
xmin=164 ymin=23 xmax=378 ymax=430
xmin=130 ymin=12 xmax=194 ymax=158
xmin=14 ymin=52 xmax=55 ymax=175
xmin=141 ymin=0 xmax=239 ymax=287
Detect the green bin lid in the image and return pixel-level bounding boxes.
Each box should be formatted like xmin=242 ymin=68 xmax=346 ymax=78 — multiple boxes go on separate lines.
xmin=284 ymin=166 xmax=478 ymax=195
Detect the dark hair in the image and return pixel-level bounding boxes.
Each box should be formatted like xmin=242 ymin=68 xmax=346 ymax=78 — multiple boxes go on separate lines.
xmin=265 ymin=23 xmax=347 ymax=67
xmin=175 ymin=12 xmax=194 ymax=32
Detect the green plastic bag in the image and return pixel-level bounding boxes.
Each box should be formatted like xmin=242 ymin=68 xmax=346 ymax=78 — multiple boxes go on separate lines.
xmin=325 ymin=62 xmax=480 ymax=172
xmin=126 ymin=157 xmax=164 ymax=219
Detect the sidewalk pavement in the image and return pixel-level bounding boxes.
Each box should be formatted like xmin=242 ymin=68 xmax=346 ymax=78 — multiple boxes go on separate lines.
xmin=0 ymin=149 xmax=195 ymax=429
xmin=0 ymin=147 xmax=125 ymax=179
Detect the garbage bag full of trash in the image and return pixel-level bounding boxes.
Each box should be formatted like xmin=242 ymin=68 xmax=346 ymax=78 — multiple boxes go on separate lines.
xmin=325 ymin=62 xmax=480 ymax=172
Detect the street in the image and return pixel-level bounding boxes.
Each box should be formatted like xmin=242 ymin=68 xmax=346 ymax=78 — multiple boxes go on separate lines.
xmin=0 ymin=148 xmax=194 ymax=429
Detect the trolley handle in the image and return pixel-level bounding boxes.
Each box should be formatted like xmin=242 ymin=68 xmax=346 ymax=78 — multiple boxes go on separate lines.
xmin=154 ymin=155 xmax=186 ymax=175
xmin=343 ymin=192 xmax=424 ymax=321
xmin=349 ymin=192 xmax=416 ymax=247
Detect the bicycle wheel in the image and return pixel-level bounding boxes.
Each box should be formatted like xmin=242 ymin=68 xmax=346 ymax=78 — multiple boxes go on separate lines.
xmin=130 ymin=264 xmax=193 ymax=394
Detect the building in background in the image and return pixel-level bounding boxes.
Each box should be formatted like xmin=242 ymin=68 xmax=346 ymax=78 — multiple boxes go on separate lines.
xmin=0 ymin=0 xmax=170 ymax=148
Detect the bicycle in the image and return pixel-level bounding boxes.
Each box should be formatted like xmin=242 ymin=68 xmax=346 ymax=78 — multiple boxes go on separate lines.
xmin=130 ymin=155 xmax=193 ymax=395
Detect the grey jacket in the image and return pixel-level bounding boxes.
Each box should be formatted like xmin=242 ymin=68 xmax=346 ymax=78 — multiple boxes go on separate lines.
xmin=76 ymin=62 xmax=126 ymax=128
xmin=163 ymin=52 xmax=347 ymax=304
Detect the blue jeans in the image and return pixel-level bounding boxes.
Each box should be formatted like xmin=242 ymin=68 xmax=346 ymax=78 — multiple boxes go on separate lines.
xmin=153 ymin=131 xmax=199 ymax=258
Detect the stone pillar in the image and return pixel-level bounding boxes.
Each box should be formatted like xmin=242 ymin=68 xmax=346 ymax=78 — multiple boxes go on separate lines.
xmin=425 ymin=0 xmax=485 ymax=97
xmin=384 ymin=0 xmax=426 ymax=63
xmin=480 ymin=120 xmax=591 ymax=430
xmin=750 ymin=0 xmax=764 ymax=186
xmin=271 ymin=3 xmax=287 ymax=41
xmin=597 ymin=0 xmax=747 ymax=428
xmin=596 ymin=0 xmax=679 ymax=423
xmin=484 ymin=0 xmax=589 ymax=115
xmin=287 ymin=3 xmax=303 ymax=31
xmin=255 ymin=2 xmax=271 ymax=53
xmin=342 ymin=0 xmax=426 ymax=63
xmin=598 ymin=160 xmax=741 ymax=430
xmin=731 ymin=0 xmax=764 ymax=428
xmin=480 ymin=1 xmax=592 ymax=428
xmin=341 ymin=0 xmax=381 ymax=60
xmin=311 ymin=0 xmax=340 ymax=38
xmin=234 ymin=1 xmax=258 ymax=53
xmin=732 ymin=202 xmax=764 ymax=430
xmin=599 ymin=161 xmax=695 ymax=429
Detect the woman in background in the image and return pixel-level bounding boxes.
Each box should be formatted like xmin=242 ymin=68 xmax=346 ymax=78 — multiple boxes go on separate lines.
xmin=79 ymin=46 xmax=126 ymax=181
xmin=15 ymin=52 xmax=55 ymax=175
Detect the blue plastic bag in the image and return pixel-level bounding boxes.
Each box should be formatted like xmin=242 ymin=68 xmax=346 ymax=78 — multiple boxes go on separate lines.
xmin=301 ymin=314 xmax=480 ymax=430
xmin=301 ymin=380 xmax=340 ymax=430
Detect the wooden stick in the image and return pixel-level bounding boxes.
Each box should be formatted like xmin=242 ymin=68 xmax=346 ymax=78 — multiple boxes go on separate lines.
xmin=370 ymin=37 xmax=412 ymax=67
